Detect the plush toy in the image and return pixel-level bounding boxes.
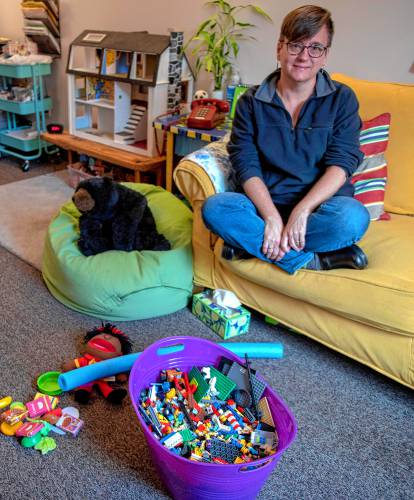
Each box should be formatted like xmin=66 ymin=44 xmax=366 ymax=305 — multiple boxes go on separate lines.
xmin=193 ymin=89 xmax=208 ymax=100
xmin=62 ymin=323 xmax=133 ymax=404
xmin=72 ymin=176 xmax=171 ymax=256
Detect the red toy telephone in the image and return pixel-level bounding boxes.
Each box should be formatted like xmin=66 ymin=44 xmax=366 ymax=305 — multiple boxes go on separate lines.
xmin=187 ymin=98 xmax=230 ymax=130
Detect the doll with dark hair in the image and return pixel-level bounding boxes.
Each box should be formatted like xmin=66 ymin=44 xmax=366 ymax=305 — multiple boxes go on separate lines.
xmin=62 ymin=323 xmax=133 ymax=404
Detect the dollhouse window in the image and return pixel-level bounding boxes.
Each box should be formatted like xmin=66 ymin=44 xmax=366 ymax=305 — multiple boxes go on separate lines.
xmin=101 ymin=50 xmax=131 ymax=78
xmin=82 ymin=33 xmax=106 ymax=43
xmin=144 ymin=54 xmax=156 ymax=80
xmin=69 ymin=45 xmax=101 ymax=74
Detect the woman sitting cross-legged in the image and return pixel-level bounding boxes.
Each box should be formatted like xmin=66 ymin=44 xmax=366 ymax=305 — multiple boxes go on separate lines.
xmin=202 ymin=5 xmax=370 ymax=275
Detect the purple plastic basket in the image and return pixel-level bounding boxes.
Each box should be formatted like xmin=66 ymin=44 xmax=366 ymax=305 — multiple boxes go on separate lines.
xmin=129 ymin=336 xmax=297 ymax=500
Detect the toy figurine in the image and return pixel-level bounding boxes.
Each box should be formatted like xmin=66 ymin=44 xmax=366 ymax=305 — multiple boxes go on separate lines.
xmin=62 ymin=324 xmax=133 ymax=404
xmin=193 ymin=89 xmax=208 ymax=100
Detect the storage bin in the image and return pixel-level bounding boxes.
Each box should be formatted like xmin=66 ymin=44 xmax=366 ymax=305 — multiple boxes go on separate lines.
xmin=129 ymin=336 xmax=297 ymax=500
xmin=0 ymin=96 xmax=52 ymax=115
xmin=0 ymin=128 xmax=46 ymax=152
xmin=0 ymin=63 xmax=51 ymax=78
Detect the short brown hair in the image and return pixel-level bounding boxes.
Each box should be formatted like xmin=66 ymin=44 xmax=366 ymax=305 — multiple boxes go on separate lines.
xmin=279 ymin=5 xmax=334 ymax=47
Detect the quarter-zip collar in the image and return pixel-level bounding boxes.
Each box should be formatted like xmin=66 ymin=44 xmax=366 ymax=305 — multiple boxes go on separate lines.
xmin=254 ymin=68 xmax=336 ymax=104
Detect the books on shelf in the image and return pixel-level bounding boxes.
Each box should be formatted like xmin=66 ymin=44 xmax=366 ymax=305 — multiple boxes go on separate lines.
xmin=21 ymin=0 xmax=61 ymax=56
xmin=24 ymin=16 xmax=59 ymax=38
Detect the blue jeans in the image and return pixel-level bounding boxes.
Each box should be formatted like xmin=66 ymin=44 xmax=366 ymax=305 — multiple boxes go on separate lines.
xmin=202 ymin=193 xmax=370 ymax=274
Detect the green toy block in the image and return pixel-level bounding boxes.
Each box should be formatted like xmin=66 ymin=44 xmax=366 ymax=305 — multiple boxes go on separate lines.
xmin=209 ymin=366 xmax=236 ymax=400
xmin=179 ymin=429 xmax=196 ymax=442
xmin=189 ymin=367 xmax=210 ymax=403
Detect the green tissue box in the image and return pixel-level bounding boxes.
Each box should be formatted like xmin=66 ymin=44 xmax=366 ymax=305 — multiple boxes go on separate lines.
xmin=192 ymin=291 xmax=250 ymax=339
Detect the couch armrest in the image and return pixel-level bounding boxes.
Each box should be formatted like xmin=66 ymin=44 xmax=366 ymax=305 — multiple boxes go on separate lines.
xmin=173 ymin=158 xmax=217 ymax=204
xmin=174 ymin=139 xmax=235 ymax=288
xmin=173 ymin=138 xmax=236 ymax=204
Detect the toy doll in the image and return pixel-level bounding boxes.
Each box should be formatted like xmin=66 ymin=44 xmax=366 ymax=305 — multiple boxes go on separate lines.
xmin=62 ymin=323 xmax=133 ymax=404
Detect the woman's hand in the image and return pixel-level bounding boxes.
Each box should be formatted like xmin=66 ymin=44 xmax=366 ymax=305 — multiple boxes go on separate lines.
xmin=262 ymin=215 xmax=285 ymax=260
xmin=282 ymin=207 xmax=310 ymax=252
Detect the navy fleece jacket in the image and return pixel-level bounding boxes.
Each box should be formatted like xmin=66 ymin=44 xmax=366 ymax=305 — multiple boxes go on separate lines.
xmin=227 ymin=69 xmax=364 ymax=206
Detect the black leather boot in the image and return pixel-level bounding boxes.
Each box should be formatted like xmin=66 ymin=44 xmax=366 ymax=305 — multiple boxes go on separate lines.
xmin=222 ymin=243 xmax=254 ymax=261
xmin=318 ymin=244 xmax=368 ymax=270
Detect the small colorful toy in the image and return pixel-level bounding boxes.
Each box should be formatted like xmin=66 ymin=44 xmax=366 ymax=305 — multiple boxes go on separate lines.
xmin=61 ymin=323 xmax=133 ymax=404
xmin=193 ymin=89 xmax=209 ymax=100
xmin=36 ymin=371 xmax=63 ymax=396
xmin=26 ymin=396 xmax=53 ymax=418
xmin=16 ymin=421 xmax=44 ymax=438
xmin=56 ymin=413 xmax=84 ymax=436
xmin=1 ymin=405 xmax=28 ymax=425
xmin=0 ymin=396 xmax=12 ymax=409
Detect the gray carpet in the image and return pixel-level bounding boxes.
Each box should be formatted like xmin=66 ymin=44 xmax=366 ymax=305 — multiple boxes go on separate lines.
xmin=0 ymin=161 xmax=413 ymax=499
xmin=0 ymin=247 xmax=413 ymax=500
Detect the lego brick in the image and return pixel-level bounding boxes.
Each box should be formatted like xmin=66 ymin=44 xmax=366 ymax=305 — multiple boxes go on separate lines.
xmin=226 ymin=362 xmax=266 ymax=405
xmin=189 ymin=367 xmax=210 ymax=404
xmin=258 ymin=397 xmax=275 ymax=428
xmin=209 ymin=367 xmax=236 ymax=400
xmin=209 ymin=438 xmax=240 ymax=463
xmin=179 ymin=429 xmax=196 ymax=442
xmin=192 ymin=291 xmax=250 ymax=339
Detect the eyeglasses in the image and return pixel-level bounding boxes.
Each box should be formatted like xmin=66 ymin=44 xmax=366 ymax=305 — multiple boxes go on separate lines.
xmin=284 ymin=42 xmax=327 ymax=58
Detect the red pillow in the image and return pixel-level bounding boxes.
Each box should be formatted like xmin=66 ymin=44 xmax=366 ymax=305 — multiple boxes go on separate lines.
xmin=352 ymin=113 xmax=391 ymax=221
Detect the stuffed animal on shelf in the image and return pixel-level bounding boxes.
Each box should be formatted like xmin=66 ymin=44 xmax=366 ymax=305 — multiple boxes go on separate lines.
xmin=193 ymin=89 xmax=209 ymax=100
xmin=72 ymin=176 xmax=171 ymax=256
xmin=62 ymin=323 xmax=133 ymax=404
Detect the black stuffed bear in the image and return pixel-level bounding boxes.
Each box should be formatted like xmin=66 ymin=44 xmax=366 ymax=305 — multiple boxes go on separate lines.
xmin=72 ymin=177 xmax=171 ymax=256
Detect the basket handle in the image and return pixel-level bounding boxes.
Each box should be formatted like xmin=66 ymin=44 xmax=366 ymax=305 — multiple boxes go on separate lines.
xmin=156 ymin=343 xmax=185 ymax=356
xmin=238 ymin=455 xmax=278 ymax=473
xmin=141 ymin=336 xmax=220 ymax=361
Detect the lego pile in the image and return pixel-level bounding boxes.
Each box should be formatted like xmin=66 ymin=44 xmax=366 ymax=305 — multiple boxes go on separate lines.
xmin=0 ymin=393 xmax=83 ymax=454
xmin=138 ymin=355 xmax=279 ymax=464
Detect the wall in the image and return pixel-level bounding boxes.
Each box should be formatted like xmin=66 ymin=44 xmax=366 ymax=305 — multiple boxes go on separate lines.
xmin=1 ymin=0 xmax=413 ymax=126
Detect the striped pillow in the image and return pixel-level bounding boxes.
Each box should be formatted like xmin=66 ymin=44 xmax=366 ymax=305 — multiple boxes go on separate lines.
xmin=352 ymin=113 xmax=391 ymax=221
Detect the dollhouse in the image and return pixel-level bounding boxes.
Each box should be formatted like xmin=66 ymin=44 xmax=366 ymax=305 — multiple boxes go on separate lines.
xmin=67 ymin=30 xmax=194 ymax=157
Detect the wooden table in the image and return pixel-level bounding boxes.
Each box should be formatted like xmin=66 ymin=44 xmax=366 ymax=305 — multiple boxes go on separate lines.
xmin=41 ymin=131 xmax=167 ymax=187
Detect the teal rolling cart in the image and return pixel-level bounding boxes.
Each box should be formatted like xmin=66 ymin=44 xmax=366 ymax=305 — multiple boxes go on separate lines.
xmin=0 ymin=62 xmax=57 ymax=171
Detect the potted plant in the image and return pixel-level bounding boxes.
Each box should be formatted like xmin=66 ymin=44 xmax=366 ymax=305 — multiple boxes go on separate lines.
xmin=185 ymin=0 xmax=272 ymax=96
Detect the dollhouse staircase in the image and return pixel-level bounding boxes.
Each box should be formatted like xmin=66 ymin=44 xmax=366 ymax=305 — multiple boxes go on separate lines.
xmin=115 ymin=104 xmax=147 ymax=145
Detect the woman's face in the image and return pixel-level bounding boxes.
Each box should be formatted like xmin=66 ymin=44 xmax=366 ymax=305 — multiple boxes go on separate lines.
xmin=277 ymin=25 xmax=330 ymax=85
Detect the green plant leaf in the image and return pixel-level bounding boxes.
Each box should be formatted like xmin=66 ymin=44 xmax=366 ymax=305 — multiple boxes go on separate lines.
xmin=236 ymin=22 xmax=255 ymax=28
xmin=186 ymin=0 xmax=272 ymax=87
xmin=248 ymin=5 xmax=273 ymax=22
xmin=231 ymin=40 xmax=239 ymax=58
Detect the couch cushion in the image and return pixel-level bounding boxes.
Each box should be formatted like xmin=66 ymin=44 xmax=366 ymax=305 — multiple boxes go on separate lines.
xmin=332 ymin=74 xmax=414 ymax=216
xmin=219 ymin=214 xmax=414 ymax=336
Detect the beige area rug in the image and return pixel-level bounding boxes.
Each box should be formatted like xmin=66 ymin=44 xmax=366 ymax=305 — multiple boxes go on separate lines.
xmin=0 ymin=170 xmax=74 ymax=270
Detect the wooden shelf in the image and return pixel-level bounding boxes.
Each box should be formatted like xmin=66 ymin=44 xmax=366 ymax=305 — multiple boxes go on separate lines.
xmin=75 ymin=98 xmax=114 ymax=109
xmin=41 ymin=130 xmax=167 ymax=185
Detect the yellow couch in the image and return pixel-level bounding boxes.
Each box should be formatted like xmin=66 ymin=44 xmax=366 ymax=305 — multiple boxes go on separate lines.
xmin=174 ymin=74 xmax=414 ymax=389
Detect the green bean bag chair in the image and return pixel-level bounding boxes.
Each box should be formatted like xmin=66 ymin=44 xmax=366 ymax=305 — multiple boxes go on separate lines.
xmin=42 ymin=183 xmax=193 ymax=321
